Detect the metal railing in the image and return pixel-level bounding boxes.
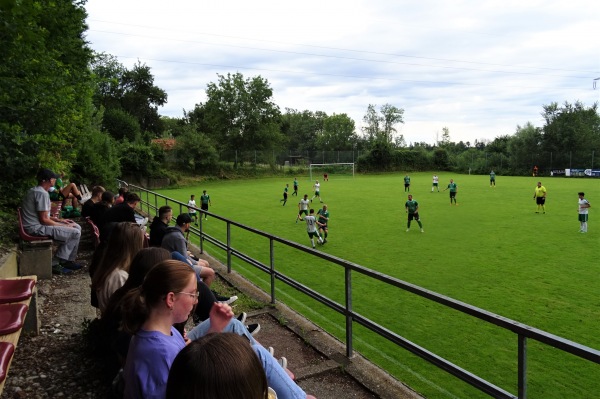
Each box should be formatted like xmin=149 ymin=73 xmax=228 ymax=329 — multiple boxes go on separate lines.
xmin=121 ymin=180 xmax=600 ymax=399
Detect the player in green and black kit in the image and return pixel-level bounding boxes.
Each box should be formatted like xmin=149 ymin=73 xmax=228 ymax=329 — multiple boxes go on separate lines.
xmin=405 ymin=194 xmax=424 ymax=233
xmin=404 ymin=175 xmax=411 ymax=192
xmin=489 ymin=170 xmax=496 ymax=187
xmin=280 ymin=184 xmax=288 ymax=206
xmin=443 ymin=179 xmax=458 ymax=205
xmin=292 ymin=177 xmax=298 ymax=196
xmin=317 ymin=204 xmax=330 ymax=243
xmin=200 ymin=190 xmax=211 ymax=220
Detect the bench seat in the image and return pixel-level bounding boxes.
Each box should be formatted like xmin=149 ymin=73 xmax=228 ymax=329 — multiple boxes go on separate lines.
xmin=0 ymin=342 xmax=15 ymax=386
xmin=0 ymin=279 xmax=36 ymax=304
xmin=0 ymin=304 xmax=28 ymax=335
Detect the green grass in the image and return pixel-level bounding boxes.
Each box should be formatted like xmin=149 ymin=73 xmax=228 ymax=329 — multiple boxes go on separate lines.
xmin=157 ymin=173 xmax=600 ymax=398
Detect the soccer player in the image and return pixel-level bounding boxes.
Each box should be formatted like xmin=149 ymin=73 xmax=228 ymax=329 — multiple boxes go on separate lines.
xmin=280 ymin=184 xmax=288 ymax=206
xmin=200 ymin=190 xmax=211 ymax=220
xmin=443 ymin=179 xmax=458 ymax=205
xmin=405 ymin=194 xmax=424 ymax=233
xmin=296 ymin=194 xmax=310 ymax=223
xmin=404 ymin=175 xmax=411 ymax=192
xmin=187 ymin=194 xmax=198 ymax=226
xmin=292 ymin=177 xmax=298 ymax=196
xmin=311 ymin=180 xmax=322 ymax=203
xmin=432 ymin=174 xmax=439 ymax=192
xmin=533 ymin=181 xmax=546 ymax=213
xmin=490 ymin=170 xmax=496 ymax=187
xmin=578 ymin=192 xmax=590 ymax=233
xmin=317 ymin=204 xmax=330 ymax=243
xmin=304 ymin=209 xmax=323 ymax=249
xmin=323 ymin=172 xmax=328 ymax=181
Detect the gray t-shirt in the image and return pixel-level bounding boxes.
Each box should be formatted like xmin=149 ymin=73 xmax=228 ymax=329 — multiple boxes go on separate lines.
xmin=21 ymin=186 xmax=50 ymax=234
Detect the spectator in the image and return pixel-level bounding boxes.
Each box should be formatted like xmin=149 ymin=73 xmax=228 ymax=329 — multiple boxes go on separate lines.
xmin=115 ymin=186 xmax=129 ymax=205
xmin=161 ymin=214 xmax=215 ymax=287
xmin=102 ymin=192 xmax=141 ymax=225
xmin=21 ymin=168 xmax=82 ymax=274
xmin=166 ymin=333 xmax=268 ymax=399
xmin=90 ymin=191 xmax=114 ymax=230
xmin=90 ymin=222 xmax=145 ymax=314
xmin=102 ymin=247 xmax=173 ymax=367
xmin=149 ymin=205 xmax=173 ymax=247
xmin=122 ymin=261 xmax=312 ymax=399
xmin=50 ymin=172 xmax=83 ymax=209
xmin=81 ymin=185 xmax=106 ymax=218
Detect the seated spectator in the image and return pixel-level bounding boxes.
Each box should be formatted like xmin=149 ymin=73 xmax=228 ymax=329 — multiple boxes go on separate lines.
xmin=90 ymin=191 xmax=114 ymax=231
xmin=90 ymin=222 xmax=145 ymax=313
xmin=102 ymin=247 xmax=173 ymax=367
xmin=162 ymin=214 xmax=215 ymax=286
xmin=166 ymin=333 xmax=268 ymax=399
xmin=81 ymin=185 xmax=106 ymax=218
xmin=115 ymin=186 xmax=129 ymax=205
xmin=102 ymin=249 xmax=232 ymax=366
xmin=122 ymin=261 xmax=311 ymax=399
xmin=49 ymin=172 xmax=83 ymax=209
xmin=102 ymin=192 xmax=140 ymax=225
xmin=21 ymin=168 xmax=82 ymax=274
xmin=149 ymin=205 xmax=172 ymax=247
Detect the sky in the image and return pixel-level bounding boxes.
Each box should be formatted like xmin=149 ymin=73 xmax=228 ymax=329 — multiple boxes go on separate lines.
xmin=84 ymin=0 xmax=600 ymax=145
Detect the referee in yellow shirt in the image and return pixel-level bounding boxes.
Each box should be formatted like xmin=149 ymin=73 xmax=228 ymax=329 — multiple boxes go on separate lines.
xmin=533 ymin=181 xmax=547 ymax=213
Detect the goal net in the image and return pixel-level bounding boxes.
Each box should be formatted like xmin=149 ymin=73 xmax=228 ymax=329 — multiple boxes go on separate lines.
xmin=309 ymin=163 xmax=355 ymax=181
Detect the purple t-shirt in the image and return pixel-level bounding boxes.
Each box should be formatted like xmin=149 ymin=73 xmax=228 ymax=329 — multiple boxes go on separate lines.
xmin=123 ymin=326 xmax=185 ymax=399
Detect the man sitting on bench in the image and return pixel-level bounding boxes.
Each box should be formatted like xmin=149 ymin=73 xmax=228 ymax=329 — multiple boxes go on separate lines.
xmin=21 ymin=168 xmax=83 ymax=275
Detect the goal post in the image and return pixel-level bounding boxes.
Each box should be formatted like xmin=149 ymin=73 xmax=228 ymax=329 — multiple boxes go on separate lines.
xmin=309 ymin=163 xmax=355 ymax=181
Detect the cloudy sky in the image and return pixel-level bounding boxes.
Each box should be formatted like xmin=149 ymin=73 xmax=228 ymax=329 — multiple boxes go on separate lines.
xmin=84 ymin=0 xmax=599 ymax=145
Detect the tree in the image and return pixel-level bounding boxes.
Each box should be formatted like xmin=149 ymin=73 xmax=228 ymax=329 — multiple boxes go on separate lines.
xmin=508 ymin=122 xmax=542 ymax=173
xmin=440 ymin=127 xmax=451 ymax=147
xmin=541 ymin=101 xmax=600 ymax=157
xmin=203 ymin=73 xmax=283 ymax=161
xmin=281 ymin=109 xmax=326 ymax=153
xmin=361 ymin=104 xmax=404 ymax=145
xmin=120 ymin=61 xmax=167 ymax=137
xmin=317 ymin=113 xmax=357 ymax=150
xmin=173 ymin=128 xmax=219 ymax=172
xmin=90 ymin=56 xmax=167 ymax=140
xmin=0 ymin=0 xmax=93 ymax=205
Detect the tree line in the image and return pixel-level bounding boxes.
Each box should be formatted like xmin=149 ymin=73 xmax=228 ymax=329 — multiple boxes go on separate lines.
xmin=2 ymin=0 xmax=599 ymax=208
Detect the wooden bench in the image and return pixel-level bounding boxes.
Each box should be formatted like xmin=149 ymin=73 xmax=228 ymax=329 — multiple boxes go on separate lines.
xmin=17 ymin=208 xmax=53 ymax=279
xmin=0 ymin=276 xmax=38 ymax=396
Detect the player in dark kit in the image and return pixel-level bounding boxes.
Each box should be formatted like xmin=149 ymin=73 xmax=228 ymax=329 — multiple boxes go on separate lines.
xmin=405 ymin=194 xmax=423 ymax=233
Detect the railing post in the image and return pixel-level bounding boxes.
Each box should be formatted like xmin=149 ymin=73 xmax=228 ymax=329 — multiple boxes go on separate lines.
xmin=199 ymin=217 xmax=204 ymax=254
xmin=518 ymin=335 xmax=527 ymax=399
xmin=226 ymin=222 xmax=232 ymax=273
xmin=270 ymin=238 xmax=275 ymax=304
xmin=345 ymin=266 xmax=353 ymax=358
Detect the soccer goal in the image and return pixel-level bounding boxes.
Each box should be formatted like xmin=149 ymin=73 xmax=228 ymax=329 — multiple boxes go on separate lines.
xmin=309 ymin=163 xmax=355 ymax=181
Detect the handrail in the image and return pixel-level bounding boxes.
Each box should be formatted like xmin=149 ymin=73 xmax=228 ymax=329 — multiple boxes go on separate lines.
xmin=120 ymin=179 xmax=600 ymax=399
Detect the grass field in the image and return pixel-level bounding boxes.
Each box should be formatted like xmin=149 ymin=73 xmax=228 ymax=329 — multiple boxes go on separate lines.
xmin=157 ymin=172 xmax=600 ymax=398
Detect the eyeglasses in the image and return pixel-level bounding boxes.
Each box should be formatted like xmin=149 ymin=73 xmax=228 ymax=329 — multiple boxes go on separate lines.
xmin=176 ymin=291 xmax=199 ymax=300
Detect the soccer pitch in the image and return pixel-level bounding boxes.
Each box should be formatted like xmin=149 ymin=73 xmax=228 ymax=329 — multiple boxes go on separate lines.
xmin=158 ymin=172 xmax=599 ymax=398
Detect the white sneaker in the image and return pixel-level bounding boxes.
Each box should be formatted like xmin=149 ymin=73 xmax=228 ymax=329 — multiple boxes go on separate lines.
xmin=224 ymin=295 xmax=238 ymax=305
xmin=236 ymin=312 xmax=247 ymax=324
xmin=278 ymin=357 xmax=288 ymax=369
xmin=421 ymin=229 xmax=424 ymax=233
xmin=406 ymin=228 xmax=410 ymax=232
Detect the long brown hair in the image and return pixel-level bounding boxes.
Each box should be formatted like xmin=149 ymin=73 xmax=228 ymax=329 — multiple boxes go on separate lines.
xmin=166 ymin=333 xmax=268 ymax=399
xmin=91 ymin=222 xmax=145 ymax=291
xmin=121 ymin=260 xmax=194 ymax=334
